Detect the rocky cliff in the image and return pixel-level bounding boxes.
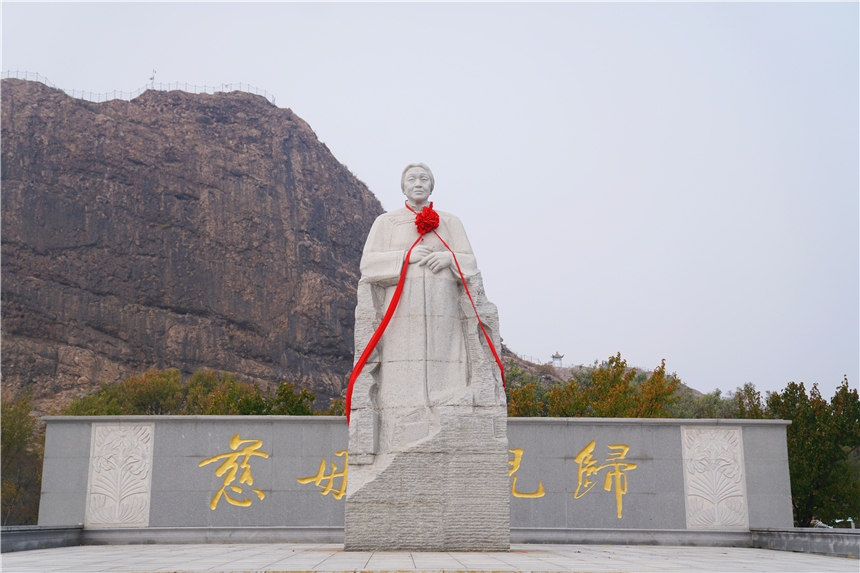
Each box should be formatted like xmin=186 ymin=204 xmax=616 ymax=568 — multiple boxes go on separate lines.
xmin=1 ymin=78 xmax=384 ymax=414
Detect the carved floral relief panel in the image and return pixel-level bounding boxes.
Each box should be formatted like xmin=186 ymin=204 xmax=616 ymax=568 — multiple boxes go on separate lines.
xmin=85 ymin=423 xmax=154 ymax=528
xmin=681 ymin=426 xmax=749 ymax=530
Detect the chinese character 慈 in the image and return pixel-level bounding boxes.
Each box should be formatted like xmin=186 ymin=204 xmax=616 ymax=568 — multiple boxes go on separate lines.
xmin=199 ymin=434 xmax=269 ymax=510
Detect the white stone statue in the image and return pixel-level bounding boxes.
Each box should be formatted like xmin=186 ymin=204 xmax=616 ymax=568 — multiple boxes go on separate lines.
xmin=345 ymin=163 xmax=509 ymax=551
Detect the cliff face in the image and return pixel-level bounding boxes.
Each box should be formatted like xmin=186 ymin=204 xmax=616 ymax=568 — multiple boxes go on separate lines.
xmin=1 ymin=78 xmax=384 ymax=413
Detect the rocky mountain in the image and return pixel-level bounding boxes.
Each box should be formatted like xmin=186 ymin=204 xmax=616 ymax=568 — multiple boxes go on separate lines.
xmin=1 ymin=78 xmax=384 ymax=414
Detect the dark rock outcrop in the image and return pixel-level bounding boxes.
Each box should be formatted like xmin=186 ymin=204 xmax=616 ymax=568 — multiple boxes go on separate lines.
xmin=1 ymin=78 xmax=384 ymax=414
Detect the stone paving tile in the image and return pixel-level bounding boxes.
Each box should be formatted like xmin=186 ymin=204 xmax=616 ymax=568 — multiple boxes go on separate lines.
xmin=2 ymin=543 xmax=858 ymax=573
xmin=315 ymin=559 xmax=374 ymax=570
xmin=411 ymin=558 xmax=473 ymax=569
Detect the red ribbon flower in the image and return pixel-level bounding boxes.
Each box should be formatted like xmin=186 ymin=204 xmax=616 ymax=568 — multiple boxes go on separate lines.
xmin=414 ymin=202 xmax=440 ymax=235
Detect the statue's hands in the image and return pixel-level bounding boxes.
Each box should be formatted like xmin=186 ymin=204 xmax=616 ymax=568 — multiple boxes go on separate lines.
xmin=409 ymin=245 xmax=433 ymax=264
xmin=418 ymin=251 xmax=454 ymax=273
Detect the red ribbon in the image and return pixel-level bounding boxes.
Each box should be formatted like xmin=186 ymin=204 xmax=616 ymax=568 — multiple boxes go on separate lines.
xmin=345 ymin=202 xmax=505 ymax=423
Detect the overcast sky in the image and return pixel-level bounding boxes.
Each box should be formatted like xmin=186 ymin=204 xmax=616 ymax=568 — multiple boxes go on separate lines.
xmin=3 ymin=2 xmax=858 ymax=399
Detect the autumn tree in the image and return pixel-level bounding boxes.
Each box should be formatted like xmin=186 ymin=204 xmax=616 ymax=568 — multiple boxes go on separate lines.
xmin=505 ymin=361 xmax=548 ymax=417
xmin=64 ymin=369 xmax=183 ymax=415
xmin=182 ymin=370 xmax=269 ymax=415
xmin=631 ymin=359 xmax=680 ymax=417
xmin=545 ymin=353 xmax=680 ymax=418
xmin=63 ymin=368 xmax=325 ymax=417
xmin=507 ymin=383 xmax=544 ymax=417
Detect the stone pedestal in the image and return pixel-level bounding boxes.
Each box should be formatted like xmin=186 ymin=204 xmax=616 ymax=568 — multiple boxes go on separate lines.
xmin=345 ymin=407 xmax=509 ymax=551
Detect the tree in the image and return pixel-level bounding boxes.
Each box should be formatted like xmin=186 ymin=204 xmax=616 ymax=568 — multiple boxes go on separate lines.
xmin=505 ymin=361 xmax=547 ymax=416
xmin=633 ymin=359 xmax=680 ymax=418
xmin=508 ymin=383 xmax=544 ymax=417
xmin=545 ymin=353 xmax=679 ymax=418
xmin=668 ymin=388 xmax=738 ymax=419
xmin=64 ymin=369 xmax=183 ymax=415
xmin=765 ymin=378 xmax=860 ymax=527
xmin=1 ymin=390 xmax=44 ymax=525
xmin=268 ymin=382 xmax=318 ymax=416
xmin=182 ymin=369 xmax=227 ymax=414
xmin=183 ymin=371 xmax=270 ymax=415
xmin=63 ymin=368 xmax=330 ymax=416
xmin=734 ymin=382 xmax=768 ymax=419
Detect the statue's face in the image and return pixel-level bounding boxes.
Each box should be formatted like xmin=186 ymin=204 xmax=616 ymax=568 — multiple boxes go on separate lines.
xmin=402 ymin=167 xmax=432 ymax=203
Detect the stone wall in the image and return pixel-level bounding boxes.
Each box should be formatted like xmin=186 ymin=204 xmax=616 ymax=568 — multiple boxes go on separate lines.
xmin=39 ymin=416 xmax=793 ymax=532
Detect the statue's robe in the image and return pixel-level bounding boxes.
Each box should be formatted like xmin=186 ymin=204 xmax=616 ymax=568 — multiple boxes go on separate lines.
xmin=349 ymin=205 xmax=505 ymax=460
xmin=360 ymin=206 xmax=477 ymax=411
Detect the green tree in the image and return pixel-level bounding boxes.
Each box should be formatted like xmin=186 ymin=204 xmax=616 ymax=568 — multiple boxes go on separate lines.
xmin=765 ymin=378 xmax=860 ymax=527
xmin=1 ymin=390 xmax=44 ymax=525
xmin=267 ymin=382 xmax=318 ymax=416
xmin=735 ymin=382 xmax=768 ymax=419
xmin=668 ymin=388 xmax=737 ymax=419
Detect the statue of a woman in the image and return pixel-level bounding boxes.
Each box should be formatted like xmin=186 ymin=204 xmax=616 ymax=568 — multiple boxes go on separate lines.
xmin=347 ymin=162 xmax=506 ymax=460
xmin=345 ymin=163 xmax=509 ymax=551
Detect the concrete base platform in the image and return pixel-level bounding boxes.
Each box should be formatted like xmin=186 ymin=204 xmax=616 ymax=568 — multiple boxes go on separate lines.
xmin=1 ymin=542 xmax=856 ymax=573
xmin=4 ymin=525 xmax=858 ymax=558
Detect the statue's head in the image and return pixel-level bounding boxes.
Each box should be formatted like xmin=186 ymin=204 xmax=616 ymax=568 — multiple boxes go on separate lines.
xmin=401 ymin=163 xmax=435 ymax=204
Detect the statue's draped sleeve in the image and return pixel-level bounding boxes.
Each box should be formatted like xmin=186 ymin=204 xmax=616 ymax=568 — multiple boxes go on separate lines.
xmin=359 ymin=217 xmax=404 ymax=287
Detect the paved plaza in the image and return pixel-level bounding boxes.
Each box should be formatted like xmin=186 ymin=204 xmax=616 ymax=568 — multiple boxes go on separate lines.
xmin=1 ymin=543 xmax=855 ymax=573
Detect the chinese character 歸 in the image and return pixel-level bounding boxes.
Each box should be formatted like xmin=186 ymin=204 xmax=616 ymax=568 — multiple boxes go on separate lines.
xmin=573 ymin=440 xmax=637 ymax=518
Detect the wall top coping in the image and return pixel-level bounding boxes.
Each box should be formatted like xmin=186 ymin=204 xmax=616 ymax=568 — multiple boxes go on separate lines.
xmin=42 ymin=415 xmax=345 ymax=423
xmin=41 ymin=415 xmax=789 ymax=426
xmin=507 ymin=417 xmax=791 ymax=426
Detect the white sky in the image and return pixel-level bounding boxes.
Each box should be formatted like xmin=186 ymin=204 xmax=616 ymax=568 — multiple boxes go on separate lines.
xmin=3 ymin=2 xmax=858 ymax=399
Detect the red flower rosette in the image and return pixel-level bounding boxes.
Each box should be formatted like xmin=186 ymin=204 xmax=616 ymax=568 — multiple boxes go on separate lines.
xmin=415 ymin=202 xmax=440 ymax=235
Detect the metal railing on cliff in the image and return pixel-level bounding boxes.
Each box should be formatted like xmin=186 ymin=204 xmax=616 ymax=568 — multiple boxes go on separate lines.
xmin=1 ymin=70 xmax=277 ymax=106
xmin=511 ymin=352 xmax=577 ymax=369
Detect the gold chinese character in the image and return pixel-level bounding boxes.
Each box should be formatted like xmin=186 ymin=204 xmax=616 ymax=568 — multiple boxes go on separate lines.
xmin=508 ymin=447 xmax=545 ymax=498
xmin=572 ymin=440 xmax=601 ymax=499
xmin=602 ymin=444 xmax=637 ymax=519
xmin=572 ymin=440 xmax=637 ymax=518
xmin=297 ymin=450 xmax=348 ymax=499
xmin=199 ymin=434 xmax=269 ymax=510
